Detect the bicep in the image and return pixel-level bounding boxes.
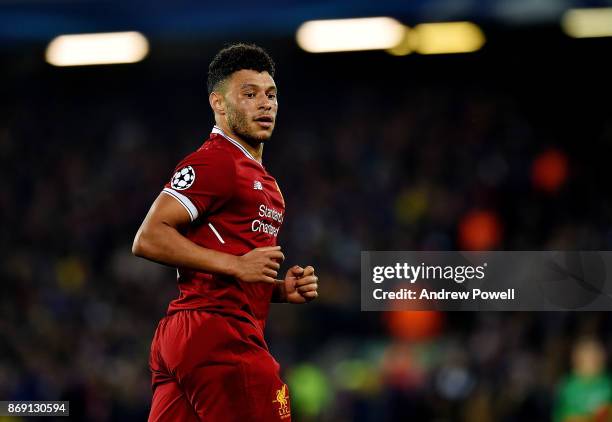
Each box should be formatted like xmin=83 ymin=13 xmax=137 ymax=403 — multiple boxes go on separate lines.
xmin=141 ymin=192 xmax=193 ymax=231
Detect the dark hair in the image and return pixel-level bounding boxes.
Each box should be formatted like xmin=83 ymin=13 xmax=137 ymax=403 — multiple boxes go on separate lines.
xmin=207 ymin=43 xmax=275 ymax=94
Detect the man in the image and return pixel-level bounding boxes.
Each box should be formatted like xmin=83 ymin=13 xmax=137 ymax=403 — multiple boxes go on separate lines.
xmin=554 ymin=337 xmax=612 ymax=422
xmin=133 ymin=43 xmax=318 ymax=422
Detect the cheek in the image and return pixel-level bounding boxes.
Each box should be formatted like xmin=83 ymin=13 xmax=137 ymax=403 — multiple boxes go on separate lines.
xmin=237 ymin=98 xmax=256 ymax=110
xmin=231 ymin=104 xmax=250 ymax=121
xmin=237 ymin=102 xmax=257 ymax=118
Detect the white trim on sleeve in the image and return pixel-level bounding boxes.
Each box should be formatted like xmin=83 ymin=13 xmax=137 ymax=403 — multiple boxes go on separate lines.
xmin=162 ymin=188 xmax=199 ymax=221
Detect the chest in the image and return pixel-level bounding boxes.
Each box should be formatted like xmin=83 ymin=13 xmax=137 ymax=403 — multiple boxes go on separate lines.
xmin=230 ymin=160 xmax=285 ymax=223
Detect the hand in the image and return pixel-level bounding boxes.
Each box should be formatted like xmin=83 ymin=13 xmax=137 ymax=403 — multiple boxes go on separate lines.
xmin=234 ymin=246 xmax=285 ymax=283
xmin=283 ymin=265 xmax=318 ymax=304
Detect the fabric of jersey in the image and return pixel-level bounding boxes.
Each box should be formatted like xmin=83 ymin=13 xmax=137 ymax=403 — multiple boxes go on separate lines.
xmin=162 ymin=126 xmax=285 ymax=332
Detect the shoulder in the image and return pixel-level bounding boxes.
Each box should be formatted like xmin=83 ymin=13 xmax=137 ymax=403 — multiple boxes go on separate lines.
xmin=179 ymin=138 xmax=237 ymax=171
xmin=168 ymin=139 xmax=237 ymax=194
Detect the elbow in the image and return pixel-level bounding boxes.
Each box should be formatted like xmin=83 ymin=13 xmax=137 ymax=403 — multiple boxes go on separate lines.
xmin=132 ymin=220 xmax=174 ymax=261
xmin=132 ymin=229 xmax=150 ymax=258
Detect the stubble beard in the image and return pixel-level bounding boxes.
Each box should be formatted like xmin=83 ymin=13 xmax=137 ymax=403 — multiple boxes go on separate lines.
xmin=226 ymin=104 xmax=273 ymax=147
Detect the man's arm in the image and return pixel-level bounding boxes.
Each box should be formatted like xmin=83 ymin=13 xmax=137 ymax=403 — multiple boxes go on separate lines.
xmin=132 ymin=193 xmax=284 ymax=283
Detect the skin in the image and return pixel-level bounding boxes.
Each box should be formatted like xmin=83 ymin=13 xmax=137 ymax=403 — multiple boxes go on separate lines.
xmin=209 ymin=69 xmax=278 ymax=162
xmin=132 ymin=69 xmax=318 ymax=303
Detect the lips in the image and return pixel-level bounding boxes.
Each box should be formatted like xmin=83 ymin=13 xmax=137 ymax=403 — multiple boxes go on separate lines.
xmin=254 ymin=115 xmax=274 ymax=128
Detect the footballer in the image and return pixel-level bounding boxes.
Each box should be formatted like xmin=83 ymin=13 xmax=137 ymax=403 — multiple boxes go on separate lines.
xmin=133 ymin=43 xmax=318 ymax=421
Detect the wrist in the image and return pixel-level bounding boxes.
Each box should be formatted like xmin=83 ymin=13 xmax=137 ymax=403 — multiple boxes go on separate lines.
xmin=271 ymin=282 xmax=288 ymax=303
xmin=223 ymin=254 xmax=241 ymax=278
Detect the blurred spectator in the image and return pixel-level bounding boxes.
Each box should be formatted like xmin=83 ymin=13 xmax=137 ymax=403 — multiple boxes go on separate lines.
xmin=554 ymin=338 xmax=612 ymax=422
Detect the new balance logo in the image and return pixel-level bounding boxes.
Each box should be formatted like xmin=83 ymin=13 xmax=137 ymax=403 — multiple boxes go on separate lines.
xmin=254 ymin=181 xmax=263 ymax=190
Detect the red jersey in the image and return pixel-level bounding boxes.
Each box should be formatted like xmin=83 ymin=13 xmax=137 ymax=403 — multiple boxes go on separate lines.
xmin=161 ymin=126 xmax=285 ymax=333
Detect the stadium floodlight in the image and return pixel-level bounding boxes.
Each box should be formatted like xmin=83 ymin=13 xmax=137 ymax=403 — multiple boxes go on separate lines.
xmin=562 ymin=8 xmax=612 ymax=38
xmin=296 ymin=17 xmax=405 ymax=53
xmin=413 ymin=22 xmax=485 ymax=55
xmin=45 ymin=31 xmax=149 ymax=66
xmin=386 ymin=26 xmax=416 ymax=56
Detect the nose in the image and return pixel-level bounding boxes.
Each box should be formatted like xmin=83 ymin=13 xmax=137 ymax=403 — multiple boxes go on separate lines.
xmin=258 ymin=94 xmax=273 ymax=110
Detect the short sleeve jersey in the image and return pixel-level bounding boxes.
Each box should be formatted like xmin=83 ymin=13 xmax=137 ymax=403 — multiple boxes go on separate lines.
xmin=161 ymin=126 xmax=285 ymax=332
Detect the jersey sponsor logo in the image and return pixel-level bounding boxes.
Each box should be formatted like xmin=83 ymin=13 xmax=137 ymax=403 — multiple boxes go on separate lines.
xmin=272 ymin=384 xmax=291 ymax=419
xmin=251 ymin=204 xmax=284 ymax=237
xmin=171 ymin=166 xmax=196 ymax=190
xmin=259 ymin=204 xmax=283 ymax=223
xmin=253 ymin=180 xmax=263 ymax=190
xmin=252 ymin=219 xmax=280 ymax=237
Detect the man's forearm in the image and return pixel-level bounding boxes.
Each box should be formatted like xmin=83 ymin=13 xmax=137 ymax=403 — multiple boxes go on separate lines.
xmin=133 ymin=222 xmax=238 ymax=277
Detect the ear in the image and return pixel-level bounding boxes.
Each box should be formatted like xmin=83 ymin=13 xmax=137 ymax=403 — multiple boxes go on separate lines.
xmin=209 ymin=91 xmax=226 ymax=115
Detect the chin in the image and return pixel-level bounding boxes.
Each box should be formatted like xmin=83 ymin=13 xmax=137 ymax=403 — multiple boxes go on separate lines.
xmin=255 ymin=136 xmax=271 ymax=143
xmin=254 ymin=130 xmax=273 ymax=142
xmin=242 ymin=131 xmax=272 ymax=145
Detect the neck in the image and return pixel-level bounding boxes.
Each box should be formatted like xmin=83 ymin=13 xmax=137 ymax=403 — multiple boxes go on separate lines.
xmin=215 ymin=122 xmax=264 ymax=163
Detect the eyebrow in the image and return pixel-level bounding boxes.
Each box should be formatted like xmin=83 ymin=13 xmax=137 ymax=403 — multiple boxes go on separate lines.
xmin=240 ymin=83 xmax=277 ymax=91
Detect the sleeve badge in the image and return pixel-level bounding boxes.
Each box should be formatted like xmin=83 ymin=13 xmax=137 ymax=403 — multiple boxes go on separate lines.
xmin=171 ymin=166 xmax=196 ymax=190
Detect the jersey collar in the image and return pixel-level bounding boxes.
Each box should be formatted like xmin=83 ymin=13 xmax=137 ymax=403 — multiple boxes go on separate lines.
xmin=211 ymin=125 xmax=261 ymax=164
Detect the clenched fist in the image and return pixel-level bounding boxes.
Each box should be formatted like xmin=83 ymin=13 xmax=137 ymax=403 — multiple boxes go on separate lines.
xmin=282 ymin=265 xmax=318 ymax=304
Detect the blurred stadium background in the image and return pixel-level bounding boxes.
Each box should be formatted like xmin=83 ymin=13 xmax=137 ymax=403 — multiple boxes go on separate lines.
xmin=2 ymin=0 xmax=612 ymax=421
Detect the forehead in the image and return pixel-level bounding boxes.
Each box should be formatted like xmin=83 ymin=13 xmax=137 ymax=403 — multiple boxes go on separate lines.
xmin=227 ymin=69 xmax=276 ymax=89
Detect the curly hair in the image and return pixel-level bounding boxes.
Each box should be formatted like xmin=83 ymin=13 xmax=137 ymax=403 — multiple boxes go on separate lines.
xmin=207 ymin=43 xmax=275 ymax=94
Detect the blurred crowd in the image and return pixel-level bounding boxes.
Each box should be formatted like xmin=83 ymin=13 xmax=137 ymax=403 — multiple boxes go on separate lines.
xmin=1 ymin=46 xmax=612 ymax=421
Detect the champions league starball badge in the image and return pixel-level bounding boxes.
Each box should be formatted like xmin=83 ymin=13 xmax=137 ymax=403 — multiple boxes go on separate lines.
xmin=171 ymin=166 xmax=196 ymax=190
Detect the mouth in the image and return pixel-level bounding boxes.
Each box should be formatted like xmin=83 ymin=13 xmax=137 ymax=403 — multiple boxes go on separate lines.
xmin=254 ymin=116 xmax=274 ymax=129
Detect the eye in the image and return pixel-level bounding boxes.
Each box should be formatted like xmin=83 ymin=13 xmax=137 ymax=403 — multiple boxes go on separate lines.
xmin=245 ymin=92 xmax=255 ymax=98
xmin=267 ymin=94 xmax=277 ymax=100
